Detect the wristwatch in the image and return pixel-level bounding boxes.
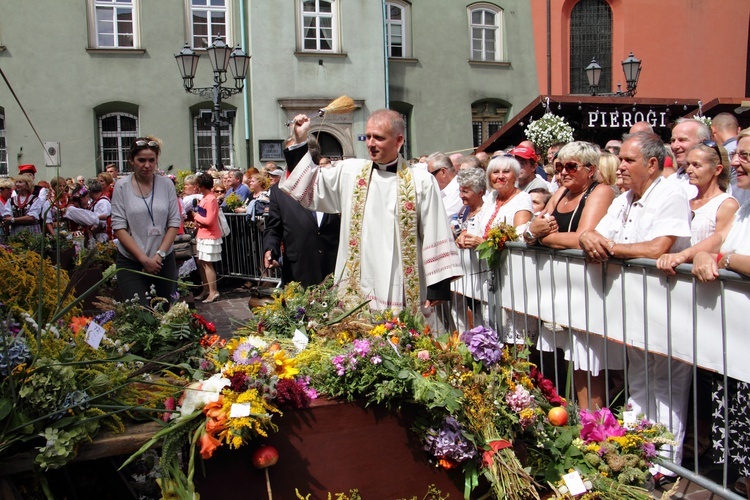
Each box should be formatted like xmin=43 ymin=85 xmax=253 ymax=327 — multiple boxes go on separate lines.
xmin=523 ymin=227 xmax=536 ymax=242
xmin=156 ymin=250 xmax=167 ymax=259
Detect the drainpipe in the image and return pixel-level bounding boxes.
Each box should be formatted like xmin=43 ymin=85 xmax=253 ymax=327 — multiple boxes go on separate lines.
xmin=240 ymin=0 xmax=253 ymax=164
xmin=546 ymin=0 xmax=551 ymax=95
xmin=381 ymin=0 xmax=390 ymax=108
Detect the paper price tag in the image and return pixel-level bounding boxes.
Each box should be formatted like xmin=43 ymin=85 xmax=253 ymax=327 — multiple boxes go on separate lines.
xmin=292 ymin=328 xmax=309 ymax=352
xmin=623 ymin=410 xmax=637 ymax=429
xmin=85 ymin=321 xmax=106 ymax=349
xmin=562 ymin=471 xmax=588 ymax=496
xmin=229 ymin=403 xmax=251 ymax=418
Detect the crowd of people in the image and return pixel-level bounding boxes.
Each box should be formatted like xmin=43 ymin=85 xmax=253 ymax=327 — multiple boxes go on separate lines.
xmin=1 ymin=110 xmax=748 ymax=492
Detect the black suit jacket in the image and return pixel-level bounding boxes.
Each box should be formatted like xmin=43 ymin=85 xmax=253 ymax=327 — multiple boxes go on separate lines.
xmin=263 ymin=183 xmax=340 ymax=288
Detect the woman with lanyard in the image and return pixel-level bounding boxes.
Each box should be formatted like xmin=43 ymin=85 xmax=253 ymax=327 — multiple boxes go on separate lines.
xmin=111 ymin=137 xmax=181 ymax=306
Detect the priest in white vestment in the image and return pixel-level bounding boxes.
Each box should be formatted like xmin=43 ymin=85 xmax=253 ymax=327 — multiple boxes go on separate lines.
xmin=280 ymin=109 xmax=462 ymax=316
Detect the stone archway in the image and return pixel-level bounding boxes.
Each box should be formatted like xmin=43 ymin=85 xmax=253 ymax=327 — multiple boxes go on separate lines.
xmin=278 ymin=98 xmax=363 ymax=158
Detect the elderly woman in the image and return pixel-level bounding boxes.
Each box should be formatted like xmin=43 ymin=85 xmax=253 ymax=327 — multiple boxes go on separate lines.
xmin=457 ymin=155 xmax=533 ymax=343
xmin=2 ymin=174 xmax=43 ymax=237
xmin=451 ymin=167 xmax=488 ymax=330
xmin=524 ymin=141 xmax=617 ymax=410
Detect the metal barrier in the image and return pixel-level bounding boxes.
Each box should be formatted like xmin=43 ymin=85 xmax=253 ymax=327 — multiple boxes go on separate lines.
xmin=475 ymin=242 xmax=749 ymax=497
xmin=219 ymin=213 xmax=281 ymax=285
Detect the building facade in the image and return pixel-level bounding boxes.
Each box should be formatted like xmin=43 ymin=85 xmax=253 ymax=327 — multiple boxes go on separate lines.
xmin=0 ymin=0 xmax=540 ymax=179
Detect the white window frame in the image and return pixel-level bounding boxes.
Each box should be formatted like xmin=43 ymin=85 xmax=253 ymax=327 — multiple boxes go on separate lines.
xmin=297 ymin=0 xmax=340 ymax=53
xmin=187 ymin=0 xmax=233 ymax=49
xmin=0 ymin=110 xmax=7 ymax=177
xmin=87 ymin=0 xmax=140 ymax=49
xmin=98 ymin=112 xmax=139 ymax=173
xmin=468 ymin=3 xmax=503 ymax=62
xmin=385 ymin=1 xmax=411 ymax=58
xmin=193 ymin=109 xmax=235 ymax=170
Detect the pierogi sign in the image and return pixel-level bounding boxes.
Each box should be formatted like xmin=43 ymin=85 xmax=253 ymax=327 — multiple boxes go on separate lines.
xmin=586 ymin=109 xmax=668 ymax=129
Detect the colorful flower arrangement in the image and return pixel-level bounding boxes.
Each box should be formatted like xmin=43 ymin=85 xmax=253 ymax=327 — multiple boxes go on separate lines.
xmin=477 ymin=222 xmax=518 ymax=268
xmin=525 ymin=112 xmax=575 ymax=156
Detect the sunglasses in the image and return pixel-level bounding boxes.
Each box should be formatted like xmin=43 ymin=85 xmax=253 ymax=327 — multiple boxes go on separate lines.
xmin=700 ymin=139 xmax=724 ymax=160
xmin=213 ymin=189 xmax=226 ymax=193
xmin=554 ymin=161 xmax=588 ymax=174
xmin=429 ymin=167 xmax=445 ymax=176
xmin=134 ymin=140 xmax=160 ymax=148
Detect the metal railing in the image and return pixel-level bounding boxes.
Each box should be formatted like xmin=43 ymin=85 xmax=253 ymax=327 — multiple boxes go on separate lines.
xmin=467 ymin=242 xmax=748 ymax=498
xmin=219 ymin=213 xmax=281 ymax=285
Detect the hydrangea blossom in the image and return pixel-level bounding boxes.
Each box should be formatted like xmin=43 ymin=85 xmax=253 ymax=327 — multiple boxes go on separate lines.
xmin=423 ymin=416 xmax=477 ymax=463
xmin=460 ymin=325 xmax=503 ymax=366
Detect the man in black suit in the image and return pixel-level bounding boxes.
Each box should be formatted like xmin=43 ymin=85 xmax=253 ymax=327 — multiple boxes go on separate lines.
xmin=262 ymin=138 xmax=340 ymax=287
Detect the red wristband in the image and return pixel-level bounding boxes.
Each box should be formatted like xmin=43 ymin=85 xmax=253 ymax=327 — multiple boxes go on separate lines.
xmin=716 ymin=253 xmax=723 ymax=264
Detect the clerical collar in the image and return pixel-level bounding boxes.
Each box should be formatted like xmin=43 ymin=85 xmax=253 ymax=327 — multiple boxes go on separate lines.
xmin=374 ymin=158 xmax=399 ymax=173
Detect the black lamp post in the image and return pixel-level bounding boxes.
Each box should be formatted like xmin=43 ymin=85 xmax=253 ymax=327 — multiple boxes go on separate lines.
xmin=175 ymin=37 xmax=250 ymax=169
xmin=585 ymin=52 xmax=642 ymax=97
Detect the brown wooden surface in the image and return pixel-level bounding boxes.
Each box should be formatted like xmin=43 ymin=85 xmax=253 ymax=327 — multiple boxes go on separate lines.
xmin=0 ymin=421 xmax=162 ymax=476
xmin=195 ymin=398 xmax=466 ymax=499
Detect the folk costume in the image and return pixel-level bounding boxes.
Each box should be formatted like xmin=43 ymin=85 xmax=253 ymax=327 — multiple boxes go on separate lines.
xmin=280 ymin=143 xmax=462 ymax=316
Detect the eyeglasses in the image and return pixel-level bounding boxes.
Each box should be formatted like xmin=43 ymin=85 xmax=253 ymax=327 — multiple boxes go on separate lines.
xmin=730 ymin=150 xmax=750 ymax=163
xmin=554 ymin=161 xmax=588 ymax=174
xmin=134 ymin=140 xmax=160 ymax=148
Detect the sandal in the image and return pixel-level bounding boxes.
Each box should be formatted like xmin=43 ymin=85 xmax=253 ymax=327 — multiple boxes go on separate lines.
xmin=203 ymin=293 xmax=220 ymax=303
xmin=734 ymin=478 xmax=748 ymax=496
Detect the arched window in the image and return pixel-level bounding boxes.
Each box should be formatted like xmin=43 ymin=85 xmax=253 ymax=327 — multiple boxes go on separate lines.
xmin=386 ymin=1 xmax=411 ymax=58
xmin=570 ymin=0 xmax=612 ymax=94
xmin=471 ymin=99 xmax=509 ymax=148
xmin=468 ymin=3 xmax=503 ymax=62
xmin=298 ymin=0 xmax=340 ymax=52
xmin=193 ymin=108 xmax=235 ymax=170
xmin=97 ymin=111 xmax=138 ymax=172
xmin=313 ymin=131 xmax=344 ymax=161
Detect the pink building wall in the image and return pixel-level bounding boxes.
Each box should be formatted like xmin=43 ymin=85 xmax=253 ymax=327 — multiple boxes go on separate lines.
xmin=532 ymin=0 xmax=750 ymax=99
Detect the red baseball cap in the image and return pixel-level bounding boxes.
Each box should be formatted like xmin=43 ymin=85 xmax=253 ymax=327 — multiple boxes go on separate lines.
xmin=18 ymin=164 xmax=37 ymax=174
xmin=511 ymin=146 xmax=538 ymax=162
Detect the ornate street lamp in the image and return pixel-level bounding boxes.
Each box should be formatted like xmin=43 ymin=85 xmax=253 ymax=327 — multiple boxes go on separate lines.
xmin=584 ymin=52 xmax=642 ymax=97
xmin=175 ymin=37 xmax=250 ymax=169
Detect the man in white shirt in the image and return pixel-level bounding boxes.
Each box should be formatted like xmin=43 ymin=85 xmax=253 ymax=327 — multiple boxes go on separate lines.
xmin=580 ymin=131 xmax=692 ymax=481
xmin=427 ymin=152 xmax=462 ymax=220
xmin=668 ymin=118 xmax=711 ymax=199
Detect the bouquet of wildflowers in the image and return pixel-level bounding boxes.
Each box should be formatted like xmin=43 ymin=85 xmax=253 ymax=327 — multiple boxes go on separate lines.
xmin=525 ymin=113 xmax=575 ymax=155
xmin=222 ymin=192 xmax=244 ymax=211
xmin=477 ymin=222 xmax=518 ymax=268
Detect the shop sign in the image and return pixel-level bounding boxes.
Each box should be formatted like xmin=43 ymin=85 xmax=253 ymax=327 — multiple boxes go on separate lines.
xmin=586 ymin=109 xmax=669 ymax=129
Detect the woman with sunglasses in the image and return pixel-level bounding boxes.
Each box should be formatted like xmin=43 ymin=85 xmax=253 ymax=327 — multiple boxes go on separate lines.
xmin=111 ymin=137 xmax=181 ymax=306
xmin=525 ymin=141 xmax=618 ymax=411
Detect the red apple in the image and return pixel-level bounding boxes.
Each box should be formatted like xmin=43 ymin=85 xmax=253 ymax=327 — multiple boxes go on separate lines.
xmin=251 ymin=445 xmax=279 ymax=469
xmin=548 ymin=406 xmax=569 ymax=426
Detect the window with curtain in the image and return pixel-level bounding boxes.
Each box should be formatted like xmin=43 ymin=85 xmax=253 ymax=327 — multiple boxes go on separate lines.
xmin=570 ymin=0 xmax=612 ymax=94
xmin=190 ymin=0 xmax=228 ymax=48
xmin=386 ymin=1 xmax=411 ymax=58
xmin=193 ymin=109 xmax=234 ymax=170
xmin=299 ymin=0 xmax=339 ymax=52
xmin=468 ymin=3 xmax=503 ymax=62
xmin=98 ymin=112 xmax=138 ymax=172
xmin=92 ymin=0 xmax=137 ymax=48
